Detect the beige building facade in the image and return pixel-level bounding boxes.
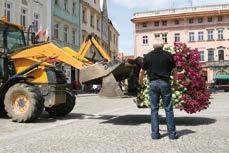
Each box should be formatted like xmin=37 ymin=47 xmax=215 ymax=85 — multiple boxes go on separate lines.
xmin=0 ymin=0 xmax=48 ymax=32
xmin=132 ymin=4 xmax=229 ymax=83
xmin=81 ymin=0 xmax=119 ymax=60
xmin=81 ymin=0 xmax=102 ymax=60
xmin=108 ymin=20 xmax=119 ymax=59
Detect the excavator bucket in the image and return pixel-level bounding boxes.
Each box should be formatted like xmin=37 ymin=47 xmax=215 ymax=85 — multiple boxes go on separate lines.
xmin=99 ymin=73 xmax=124 ymax=97
xmin=80 ymin=60 xmax=133 ymax=97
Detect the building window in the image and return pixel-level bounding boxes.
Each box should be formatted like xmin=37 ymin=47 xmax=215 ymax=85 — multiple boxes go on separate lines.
xmin=200 ymin=51 xmax=205 ymax=61
xmin=207 ymin=30 xmax=214 ymax=40
xmin=142 ymin=36 xmax=148 ymax=45
xmin=90 ymin=13 xmax=94 ymax=28
xmin=22 ymin=0 xmax=28 ymax=5
xmin=20 ymin=8 xmax=27 ymax=27
xmin=208 ymin=50 xmax=214 ymax=62
xmin=162 ymin=20 xmax=167 ymax=26
xmin=82 ymin=33 xmax=85 ymax=42
xmin=34 ymin=13 xmax=40 ymax=32
xmin=174 ymin=19 xmax=179 ymax=25
xmin=64 ymin=26 xmax=68 ymax=43
xmin=142 ymin=23 xmax=147 ymax=28
xmin=72 ymin=29 xmax=76 ymax=45
xmin=64 ymin=0 xmax=68 ymax=12
xmin=189 ymin=32 xmax=195 ymax=42
xmin=218 ymin=29 xmax=224 ymax=40
xmin=54 ymin=23 xmax=59 ymax=39
xmin=113 ymin=34 xmax=116 ymax=44
xmin=189 ymin=18 xmax=194 ymax=24
xmin=155 ymin=34 xmax=160 ymax=38
xmin=175 ymin=33 xmax=180 ymax=42
xmin=96 ymin=18 xmax=100 ymax=31
xmin=4 ymin=2 xmax=12 ymax=22
xmin=218 ymin=50 xmax=224 ymax=61
xmin=208 ymin=17 xmax=212 ymax=22
xmin=198 ymin=17 xmax=203 ymax=23
xmin=72 ymin=2 xmax=76 ymax=16
xmin=198 ymin=32 xmax=204 ymax=41
xmin=154 ymin=21 xmax=159 ymax=27
xmin=82 ymin=9 xmax=87 ymax=23
xmin=162 ymin=33 xmax=167 ymax=43
xmin=218 ymin=16 xmax=223 ymax=22
xmin=55 ymin=0 xmax=59 ymax=5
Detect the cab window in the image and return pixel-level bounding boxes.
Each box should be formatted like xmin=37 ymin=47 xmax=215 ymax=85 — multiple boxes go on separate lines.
xmin=6 ymin=27 xmax=26 ymax=52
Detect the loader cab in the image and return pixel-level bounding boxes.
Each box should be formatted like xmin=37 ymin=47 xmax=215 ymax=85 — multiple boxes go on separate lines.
xmin=0 ymin=20 xmax=26 ymax=54
xmin=0 ymin=20 xmax=25 ymax=80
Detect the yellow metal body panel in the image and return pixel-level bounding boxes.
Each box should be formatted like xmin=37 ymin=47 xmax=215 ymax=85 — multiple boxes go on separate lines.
xmin=13 ymin=58 xmax=49 ymax=83
xmin=62 ymin=47 xmax=92 ymax=65
xmin=91 ymin=37 xmax=111 ymax=62
xmin=73 ymin=35 xmax=112 ymax=63
xmin=10 ymin=42 xmax=85 ymax=69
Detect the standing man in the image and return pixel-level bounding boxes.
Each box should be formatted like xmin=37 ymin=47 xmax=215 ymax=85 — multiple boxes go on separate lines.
xmin=139 ymin=38 xmax=178 ymax=140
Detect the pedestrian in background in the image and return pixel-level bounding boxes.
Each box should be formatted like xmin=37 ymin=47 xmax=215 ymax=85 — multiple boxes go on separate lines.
xmin=138 ymin=38 xmax=178 ymax=140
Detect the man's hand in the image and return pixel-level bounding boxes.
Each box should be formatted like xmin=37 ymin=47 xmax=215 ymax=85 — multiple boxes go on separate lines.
xmin=138 ymin=69 xmax=145 ymax=86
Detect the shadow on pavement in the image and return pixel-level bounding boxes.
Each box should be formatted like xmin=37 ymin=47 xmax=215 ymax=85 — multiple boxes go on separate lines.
xmin=160 ymin=129 xmax=196 ymax=139
xmin=33 ymin=113 xmax=217 ymax=126
xmin=98 ymin=115 xmax=216 ymax=126
xmin=35 ymin=113 xmax=94 ymax=123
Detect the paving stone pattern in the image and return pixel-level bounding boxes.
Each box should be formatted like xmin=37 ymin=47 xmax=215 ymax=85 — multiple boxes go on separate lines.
xmin=0 ymin=93 xmax=228 ymax=153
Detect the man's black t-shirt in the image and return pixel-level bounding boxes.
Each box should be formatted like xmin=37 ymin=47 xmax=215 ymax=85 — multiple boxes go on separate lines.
xmin=142 ymin=48 xmax=176 ymax=81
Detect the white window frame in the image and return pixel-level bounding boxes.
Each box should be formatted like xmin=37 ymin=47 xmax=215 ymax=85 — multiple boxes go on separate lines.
xmin=175 ymin=33 xmax=180 ymax=42
xmin=189 ymin=32 xmax=195 ymax=41
xmin=34 ymin=13 xmax=40 ymax=32
xmin=162 ymin=33 xmax=167 ymax=43
xmin=72 ymin=1 xmax=76 ymax=16
xmin=198 ymin=31 xmax=204 ymax=41
xmin=207 ymin=30 xmax=214 ymax=40
xmin=90 ymin=12 xmax=94 ymax=28
xmin=199 ymin=51 xmax=205 ymax=61
xmin=64 ymin=26 xmax=68 ymax=43
xmin=72 ymin=29 xmax=76 ymax=45
xmin=4 ymin=1 xmax=13 ymax=22
xmin=64 ymin=0 xmax=68 ymax=12
xmin=54 ymin=23 xmax=59 ymax=40
xmin=20 ymin=7 xmax=27 ymax=27
xmin=218 ymin=29 xmax=224 ymax=40
xmin=142 ymin=36 xmax=148 ymax=45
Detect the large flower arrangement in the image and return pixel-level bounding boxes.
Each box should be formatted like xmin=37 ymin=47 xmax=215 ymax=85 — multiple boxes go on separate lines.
xmin=135 ymin=43 xmax=210 ymax=114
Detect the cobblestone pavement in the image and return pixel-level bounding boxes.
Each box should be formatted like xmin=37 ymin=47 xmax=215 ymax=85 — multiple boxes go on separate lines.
xmin=0 ymin=93 xmax=228 ymax=153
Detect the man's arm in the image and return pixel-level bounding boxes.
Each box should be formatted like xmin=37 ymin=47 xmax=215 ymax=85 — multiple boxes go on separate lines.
xmin=139 ymin=69 xmax=145 ymax=86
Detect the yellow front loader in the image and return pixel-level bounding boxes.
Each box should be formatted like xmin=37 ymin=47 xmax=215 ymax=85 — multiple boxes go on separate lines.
xmin=0 ymin=19 xmax=132 ymax=122
xmin=63 ymin=34 xmax=133 ymax=97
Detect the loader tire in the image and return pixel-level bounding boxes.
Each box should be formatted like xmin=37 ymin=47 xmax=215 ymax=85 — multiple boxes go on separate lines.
xmin=45 ymin=91 xmax=75 ymax=117
xmin=4 ymin=83 xmax=44 ymax=123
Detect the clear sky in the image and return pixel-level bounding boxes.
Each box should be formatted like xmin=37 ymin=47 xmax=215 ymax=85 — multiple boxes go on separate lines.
xmin=107 ymin=0 xmax=229 ymax=55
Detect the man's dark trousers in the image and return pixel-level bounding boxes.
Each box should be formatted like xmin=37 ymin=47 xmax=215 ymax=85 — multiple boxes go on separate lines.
xmin=149 ymin=79 xmax=177 ymax=139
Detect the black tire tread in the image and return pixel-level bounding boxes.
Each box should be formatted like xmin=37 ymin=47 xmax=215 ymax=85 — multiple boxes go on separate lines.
xmin=45 ymin=91 xmax=75 ymax=117
xmin=4 ymin=83 xmax=44 ymax=123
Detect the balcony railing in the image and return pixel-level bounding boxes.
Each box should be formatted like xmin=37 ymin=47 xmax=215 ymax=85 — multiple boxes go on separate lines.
xmin=202 ymin=60 xmax=229 ymax=67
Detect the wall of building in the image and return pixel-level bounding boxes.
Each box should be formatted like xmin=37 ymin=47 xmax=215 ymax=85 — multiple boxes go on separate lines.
xmin=108 ymin=22 xmax=119 ymax=59
xmin=80 ymin=0 xmax=102 ymax=60
xmin=0 ymin=0 xmax=48 ymax=31
xmin=132 ymin=4 xmax=229 ymax=83
xmin=51 ymin=0 xmax=81 ymax=51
